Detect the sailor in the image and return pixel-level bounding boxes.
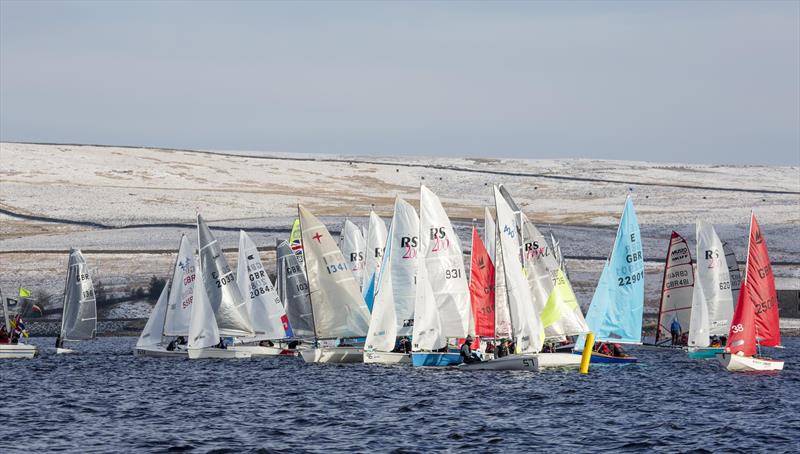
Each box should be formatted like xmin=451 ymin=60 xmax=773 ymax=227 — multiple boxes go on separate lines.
xmin=216 ymin=337 xmax=227 ymax=349
xmin=670 ymin=318 xmax=682 ymax=345
xmin=460 ymin=335 xmax=480 ymax=364
xmin=506 ymin=339 xmax=516 ymax=355
xmin=611 ymin=343 xmax=626 ymax=357
xmin=55 ymin=335 xmax=64 ymax=349
xmin=166 ymin=338 xmax=178 ymax=351
xmin=0 ymin=325 xmax=8 ymax=343
xmin=399 ymin=337 xmax=411 ymax=354
xmin=495 ymin=339 xmax=509 ymax=358
xmin=177 ymin=336 xmax=187 ymax=346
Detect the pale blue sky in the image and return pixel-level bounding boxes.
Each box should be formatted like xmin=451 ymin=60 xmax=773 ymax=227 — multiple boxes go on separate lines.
xmin=1 ymin=1 xmax=798 ymax=165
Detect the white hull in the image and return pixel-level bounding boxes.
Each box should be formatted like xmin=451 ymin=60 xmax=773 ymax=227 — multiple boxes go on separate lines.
xmin=717 ymin=353 xmax=784 ymax=372
xmin=0 ymin=343 xmax=38 ymax=359
xmin=134 ymin=346 xmax=188 ymax=358
xmin=230 ymin=345 xmax=291 ymax=357
xmin=460 ymin=353 xmax=581 ymax=371
xmin=56 ymin=348 xmax=76 ymax=355
xmin=363 ymin=351 xmax=411 ymax=364
xmin=188 ymin=348 xmax=251 ymax=359
xmin=301 ymin=347 xmax=363 ymax=363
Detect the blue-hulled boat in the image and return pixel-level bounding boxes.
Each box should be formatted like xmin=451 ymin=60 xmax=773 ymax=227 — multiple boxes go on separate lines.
xmin=687 ymin=347 xmax=723 ymax=359
xmin=412 ymin=352 xmax=462 ymax=367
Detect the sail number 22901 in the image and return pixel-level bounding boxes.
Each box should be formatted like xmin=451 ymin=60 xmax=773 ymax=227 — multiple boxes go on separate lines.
xmin=617 ymin=271 xmax=643 ymax=286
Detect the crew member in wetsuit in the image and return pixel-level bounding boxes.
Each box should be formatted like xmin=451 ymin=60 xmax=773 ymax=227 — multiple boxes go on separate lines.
xmin=460 ymin=335 xmax=481 ymax=364
xmin=670 ymin=318 xmax=682 ymax=345
xmin=166 ymin=338 xmax=178 ymax=351
xmin=216 ymin=337 xmax=227 ymax=349
xmin=55 ymin=335 xmax=64 ymax=349
xmin=495 ymin=339 xmax=509 ymax=358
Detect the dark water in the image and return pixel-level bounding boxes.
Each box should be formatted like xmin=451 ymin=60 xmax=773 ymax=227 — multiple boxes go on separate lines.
xmin=5 ymin=337 xmax=799 ymax=453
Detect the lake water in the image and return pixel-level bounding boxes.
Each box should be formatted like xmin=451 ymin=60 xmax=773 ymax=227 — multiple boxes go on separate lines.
xmin=5 ymin=337 xmax=799 ymax=453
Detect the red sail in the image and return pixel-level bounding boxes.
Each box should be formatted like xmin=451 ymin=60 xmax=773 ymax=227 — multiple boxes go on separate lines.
xmin=726 ymin=213 xmax=781 ymax=355
xmin=469 ymin=227 xmax=495 ymax=338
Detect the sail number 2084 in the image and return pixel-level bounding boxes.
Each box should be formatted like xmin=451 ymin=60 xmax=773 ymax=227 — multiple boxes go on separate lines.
xmin=618 ymin=271 xmax=643 ymax=286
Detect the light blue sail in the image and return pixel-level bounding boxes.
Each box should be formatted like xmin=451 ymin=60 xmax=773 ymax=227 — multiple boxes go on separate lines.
xmin=576 ymin=196 xmax=644 ymax=350
xmin=363 ymin=273 xmax=377 ymax=313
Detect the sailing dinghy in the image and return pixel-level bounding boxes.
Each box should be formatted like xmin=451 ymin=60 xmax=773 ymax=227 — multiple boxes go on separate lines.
xmin=297 ymin=205 xmax=371 ymax=363
xmin=716 ymin=213 xmax=783 ymax=372
xmin=233 ymin=230 xmax=295 ymax=357
xmin=687 ymin=222 xmax=735 ymax=359
xmin=135 ymin=235 xmax=194 ymax=358
xmin=56 ymin=249 xmax=97 ymax=354
xmin=276 ymin=240 xmax=314 ymax=340
xmin=364 ymin=197 xmax=418 ymax=364
xmin=574 ymin=196 xmax=642 ymax=364
xmin=188 ymin=265 xmax=250 ymax=359
xmin=411 ymin=185 xmax=471 ymax=367
xmin=0 ymin=290 xmax=38 ymax=359
xmin=648 ymin=231 xmax=694 ymax=349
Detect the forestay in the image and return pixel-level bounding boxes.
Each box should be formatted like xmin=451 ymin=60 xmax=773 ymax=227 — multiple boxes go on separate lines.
xmin=494 ymin=186 xmax=542 ymax=353
xmin=688 ymin=222 xmax=734 ymax=347
xmin=61 ymin=248 xmax=97 ymax=341
xmin=276 ymin=241 xmax=315 ymax=338
xmin=341 ymin=220 xmax=367 ymax=287
xmin=237 ymin=230 xmax=289 ymax=341
xmin=577 ymin=196 xmax=643 ymax=349
xmin=656 ymin=231 xmax=694 ymax=345
xmin=163 ymin=235 xmax=195 ymax=337
xmin=197 ymin=215 xmax=254 ymax=337
xmin=137 ymin=283 xmax=170 ymax=349
xmin=299 ymin=205 xmax=371 ymax=338
xmin=418 ymin=185 xmax=470 ymax=338
xmin=188 ymin=267 xmax=220 ymax=350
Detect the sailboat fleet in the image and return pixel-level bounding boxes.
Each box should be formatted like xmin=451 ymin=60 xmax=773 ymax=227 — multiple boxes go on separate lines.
xmin=3 ymin=185 xmax=786 ymax=373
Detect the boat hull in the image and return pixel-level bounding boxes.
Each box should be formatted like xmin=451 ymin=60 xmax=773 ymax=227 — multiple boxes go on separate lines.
xmin=188 ymin=348 xmax=251 ymax=359
xmin=459 ymin=354 xmax=538 ymax=371
xmin=536 ymin=352 xmax=583 ymax=368
xmin=56 ymin=348 xmax=76 ymax=355
xmin=687 ymin=347 xmax=724 ymax=360
xmin=134 ymin=346 xmax=188 ymax=358
xmin=300 ymin=347 xmax=364 ymax=363
xmin=363 ymin=351 xmax=411 ymax=364
xmin=573 ymin=351 xmax=638 ymax=364
xmin=411 ymin=352 xmax=462 ymax=367
xmin=716 ymin=353 xmax=784 ymax=372
xmin=231 ymin=345 xmax=298 ymax=357
xmin=0 ymin=343 xmax=38 ymax=359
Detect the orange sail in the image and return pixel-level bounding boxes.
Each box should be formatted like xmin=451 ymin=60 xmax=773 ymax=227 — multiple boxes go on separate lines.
xmin=469 ymin=226 xmax=495 ymax=338
xmin=726 ymin=213 xmax=781 ymax=356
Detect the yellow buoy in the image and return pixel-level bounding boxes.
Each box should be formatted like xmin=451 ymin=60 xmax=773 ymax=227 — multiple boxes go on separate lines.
xmin=579 ymin=332 xmax=595 ymax=375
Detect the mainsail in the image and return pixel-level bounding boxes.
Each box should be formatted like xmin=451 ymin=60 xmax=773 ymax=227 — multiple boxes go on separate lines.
xmin=163 ymin=234 xmax=195 ymax=337
xmin=577 ymin=196 xmax=643 ymax=349
xmin=494 ymin=217 xmax=513 ymax=339
xmin=197 ymin=215 xmax=254 ymax=337
xmin=412 ymin=258 xmax=446 ymax=351
xmin=136 ymin=283 xmax=170 ymax=349
xmin=494 ymin=186 xmax=542 ymax=353
xmin=237 ymin=230 xmax=289 ymax=340
xmin=688 ymin=222 xmax=734 ymax=347
xmin=469 ymin=226 xmax=495 ymax=338
xmin=276 ymin=240 xmax=314 ymax=338
xmin=484 ymin=207 xmax=496 ymax=263
xmin=418 ymin=185 xmax=470 ymax=338
xmin=723 ymin=242 xmax=742 ymax=307
xmin=655 ymin=231 xmax=694 ymax=345
xmin=726 ymin=213 xmax=781 ymax=356
xmin=188 ymin=267 xmax=221 ymax=350
xmin=60 ymin=248 xmax=97 ymax=341
xmin=363 ymin=211 xmax=388 ymax=293
xmin=299 ymin=205 xmax=371 ymax=338
xmin=365 ymin=198 xmax=420 ymax=352
xmin=341 ymin=219 xmax=366 ymax=287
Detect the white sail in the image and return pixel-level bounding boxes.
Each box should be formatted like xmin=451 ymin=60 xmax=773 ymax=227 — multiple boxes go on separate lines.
xmin=237 ymin=230 xmax=287 ymax=340
xmin=493 ymin=226 xmax=513 ymax=339
xmin=163 ymin=235 xmax=195 ymax=337
xmin=494 ymin=186 xmax=543 ymax=353
xmin=521 ymin=214 xmax=589 ymax=338
xmin=655 ymin=231 xmax=694 ymax=345
xmin=419 ymin=185 xmax=470 ymax=338
xmin=341 ymin=219 xmax=367 ymax=287
xmin=688 ymin=221 xmax=735 ymax=346
xmin=188 ymin=267 xmax=220 ymax=350
xmin=412 ymin=258 xmax=446 ymax=351
xmin=60 ymin=248 xmax=97 ymax=341
xmin=484 ymin=207 xmax=496 ymax=263
xmin=363 ymin=211 xmax=388 ymax=292
xmin=366 ymin=197 xmax=419 ymax=351
xmin=137 ymin=282 xmax=170 ymax=349
xmin=197 ymin=215 xmax=254 ymax=337
xmin=299 ymin=205 xmax=371 ymax=338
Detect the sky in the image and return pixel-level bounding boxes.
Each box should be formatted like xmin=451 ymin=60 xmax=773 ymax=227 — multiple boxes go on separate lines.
xmin=1 ymin=1 xmax=798 ymax=165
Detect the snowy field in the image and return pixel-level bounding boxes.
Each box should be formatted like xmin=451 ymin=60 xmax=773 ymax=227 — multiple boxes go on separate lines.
xmin=1 ymin=142 xmax=798 ymax=316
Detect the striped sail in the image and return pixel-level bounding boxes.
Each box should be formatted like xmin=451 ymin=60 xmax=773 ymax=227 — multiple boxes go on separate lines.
xmin=655 ymin=231 xmax=694 ymax=345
